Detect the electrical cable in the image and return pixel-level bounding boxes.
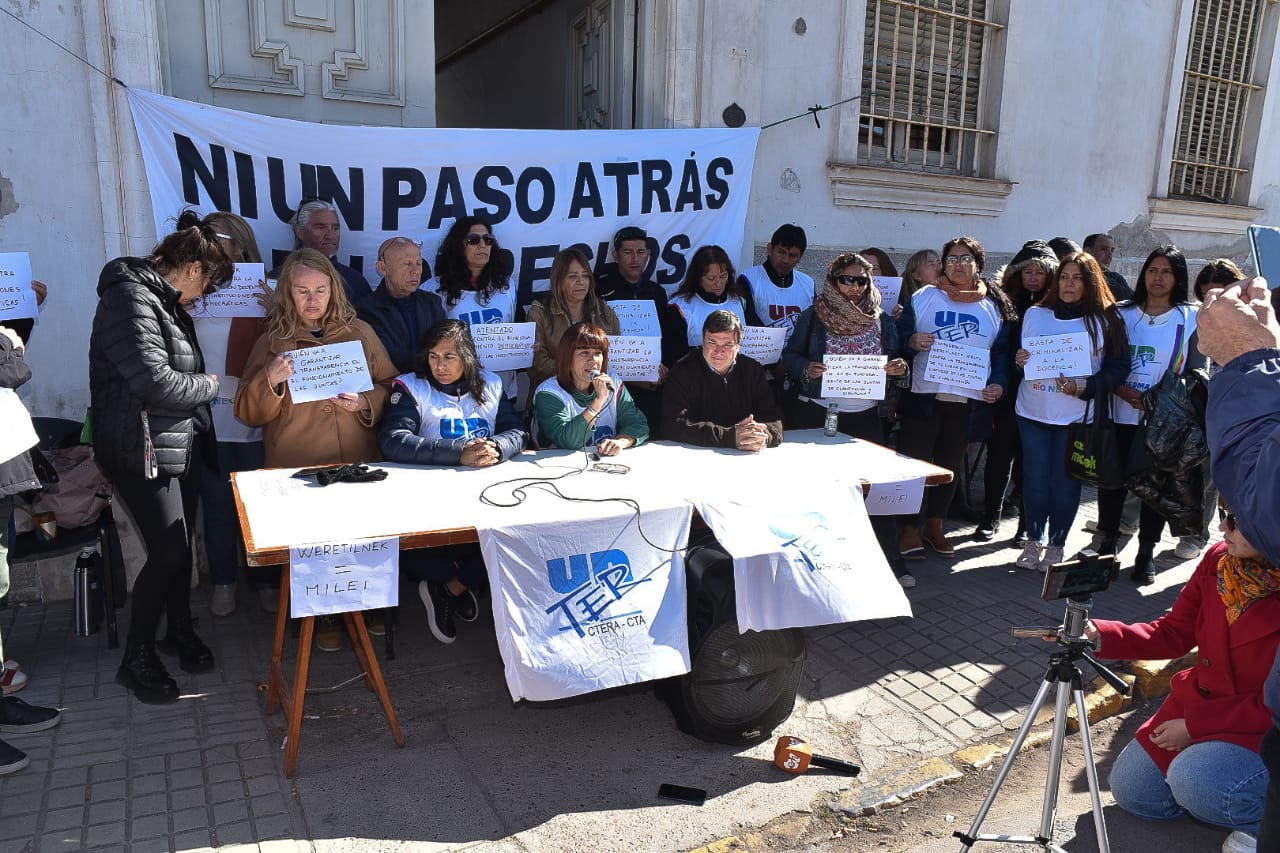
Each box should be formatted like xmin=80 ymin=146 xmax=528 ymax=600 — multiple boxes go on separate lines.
xmin=1 ymin=7 xmax=128 ymax=87
xmin=760 ymin=94 xmax=861 ymax=130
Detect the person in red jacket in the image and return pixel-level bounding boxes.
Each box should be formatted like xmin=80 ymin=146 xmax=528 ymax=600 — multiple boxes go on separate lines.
xmin=1087 ymin=504 xmax=1278 ymax=851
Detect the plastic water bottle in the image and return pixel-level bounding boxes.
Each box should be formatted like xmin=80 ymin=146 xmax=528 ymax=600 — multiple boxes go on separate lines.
xmin=823 ymin=403 xmax=839 ymax=437
xmin=74 ymin=549 xmax=101 ymax=636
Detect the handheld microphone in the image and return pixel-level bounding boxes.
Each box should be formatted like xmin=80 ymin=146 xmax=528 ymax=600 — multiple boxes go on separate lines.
xmin=588 ymin=369 xmax=615 ymax=391
xmin=773 ymin=736 xmax=861 ymax=776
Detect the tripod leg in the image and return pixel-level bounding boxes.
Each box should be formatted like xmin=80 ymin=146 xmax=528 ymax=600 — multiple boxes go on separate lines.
xmin=1073 ymin=687 xmax=1111 ymax=853
xmin=955 ymin=678 xmax=1056 ymax=851
xmin=1037 ymin=679 xmax=1075 ymax=841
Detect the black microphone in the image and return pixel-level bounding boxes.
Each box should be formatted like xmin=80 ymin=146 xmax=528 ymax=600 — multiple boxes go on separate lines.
xmin=588 ymin=369 xmax=615 ymax=391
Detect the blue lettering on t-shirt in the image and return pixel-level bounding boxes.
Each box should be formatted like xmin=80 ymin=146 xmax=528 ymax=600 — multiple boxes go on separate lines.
xmin=458 ymin=308 xmax=504 ymax=325
xmin=934 ymin=310 xmax=983 ymax=342
xmin=591 ymin=424 xmax=616 ymax=444
xmin=441 ymin=417 xmax=492 ymax=439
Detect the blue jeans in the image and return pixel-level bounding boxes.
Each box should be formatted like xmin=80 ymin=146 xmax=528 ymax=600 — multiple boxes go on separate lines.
xmin=1109 ymin=738 xmax=1267 ymax=835
xmin=199 ymin=441 xmax=266 ymax=586
xmin=1017 ymin=418 xmax=1082 ymax=547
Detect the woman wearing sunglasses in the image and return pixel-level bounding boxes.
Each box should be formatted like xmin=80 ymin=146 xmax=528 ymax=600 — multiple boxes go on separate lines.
xmin=1086 ymin=503 xmax=1279 ymax=853
xmin=782 ymin=251 xmax=912 ymax=585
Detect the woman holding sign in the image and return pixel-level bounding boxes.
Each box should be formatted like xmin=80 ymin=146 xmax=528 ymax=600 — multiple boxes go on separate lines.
xmin=668 ymin=245 xmax=760 ymax=350
xmin=895 ymin=236 xmax=1016 ymax=560
xmin=532 ymin=323 xmax=648 ymax=454
xmin=90 ymin=221 xmax=233 ymax=703
xmin=782 ymin=252 xmax=913 ymax=587
xmin=1011 ymin=252 xmax=1129 ymax=572
xmin=380 ymin=320 xmax=528 ymax=643
xmin=526 ymin=248 xmax=620 ymax=391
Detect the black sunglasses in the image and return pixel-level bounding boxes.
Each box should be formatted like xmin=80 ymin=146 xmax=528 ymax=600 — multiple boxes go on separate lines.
xmin=464 ymin=233 xmax=495 ymax=247
xmin=833 ymin=274 xmax=871 ymax=287
xmin=1218 ymin=505 xmax=1238 ymax=532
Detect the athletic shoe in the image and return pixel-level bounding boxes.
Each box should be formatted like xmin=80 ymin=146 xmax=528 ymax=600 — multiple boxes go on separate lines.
xmin=1174 ymin=537 xmax=1205 ymax=560
xmin=210 ymin=584 xmax=236 ymax=617
xmin=419 ymin=582 xmax=457 ymax=644
xmin=1222 ymin=830 xmax=1257 ymax=853
xmin=0 ymin=739 xmax=29 ymax=775
xmin=897 ymin=573 xmax=916 ymax=589
xmin=1 ymin=661 xmax=27 ymax=696
xmin=315 ymin=615 xmax=344 ymax=653
xmin=450 ymin=588 xmax=480 ymax=623
xmin=1015 ymin=542 xmax=1043 ymax=570
xmin=1132 ymin=550 xmax=1156 ymax=586
xmin=976 ymin=516 xmax=999 ymax=541
xmin=1037 ymin=546 xmax=1064 ymax=574
xmin=0 ymin=697 xmax=62 ymax=733
xmin=364 ymin=610 xmax=386 ymax=637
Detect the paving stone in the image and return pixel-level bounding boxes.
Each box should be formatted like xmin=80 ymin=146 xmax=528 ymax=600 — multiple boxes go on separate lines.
xmin=246 ymin=774 xmax=281 ymax=797
xmin=214 ymin=797 xmax=251 ymax=824
xmin=169 ymin=767 xmax=204 ymax=790
xmin=211 ymin=779 xmax=246 ymax=803
xmin=46 ymin=767 xmax=88 ymax=790
xmin=37 ymin=831 xmax=84 ymax=852
xmin=0 ymin=812 xmax=37 ymax=841
xmin=131 ymin=791 xmax=168 ymax=817
xmin=86 ymin=800 xmax=126 ymax=825
xmin=42 ymin=805 xmax=86 ymax=831
xmin=130 ymin=838 xmax=172 ymax=853
xmin=169 ymin=786 xmax=208 ymax=811
xmin=84 ymin=819 xmax=127 ymax=848
xmin=88 ymin=778 xmax=127 ymax=801
xmin=207 ymin=760 xmax=244 ymax=784
xmin=174 ymin=828 xmax=215 ymax=850
xmin=129 ymin=812 xmax=170 ymax=841
xmin=0 ymin=790 xmax=41 ymax=817
xmin=254 ymin=812 xmax=295 ymax=839
xmin=250 ymin=792 xmax=289 ymax=818
xmin=44 ymin=786 xmax=86 ymax=810
xmin=168 ymin=749 xmax=204 ymax=770
xmin=172 ymin=805 xmax=211 ymax=833
xmin=215 ymin=819 xmax=256 ymax=845
xmin=131 ymin=773 xmax=168 ymax=796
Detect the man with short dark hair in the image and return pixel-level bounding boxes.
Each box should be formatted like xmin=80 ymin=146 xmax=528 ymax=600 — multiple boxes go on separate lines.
xmin=737 ymin=223 xmax=814 ymax=343
xmin=662 ymin=310 xmax=783 ymax=450
xmin=273 ymin=200 xmax=373 ymax=305
xmin=1083 ymin=233 xmax=1133 ymax=301
xmin=357 ymin=237 xmax=446 ymax=374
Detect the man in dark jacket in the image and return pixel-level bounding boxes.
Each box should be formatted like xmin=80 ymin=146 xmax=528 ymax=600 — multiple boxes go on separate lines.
xmin=1198 ymin=277 xmax=1280 ymax=849
xmin=270 ymin=200 xmax=372 ymax=306
xmin=662 ymin=310 xmax=783 ymax=450
xmin=356 ymin=237 xmax=446 ymax=374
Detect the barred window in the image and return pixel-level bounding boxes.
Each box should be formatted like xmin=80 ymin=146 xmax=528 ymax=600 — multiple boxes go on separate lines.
xmin=1169 ymin=0 xmax=1268 ymax=203
xmin=858 ymin=0 xmax=1003 ymax=176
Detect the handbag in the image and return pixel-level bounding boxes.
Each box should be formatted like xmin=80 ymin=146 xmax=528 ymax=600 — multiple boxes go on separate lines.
xmin=1065 ymin=399 xmax=1124 ymax=490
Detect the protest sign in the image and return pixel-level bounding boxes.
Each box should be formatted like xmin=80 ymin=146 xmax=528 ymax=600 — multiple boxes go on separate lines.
xmin=922 ymin=340 xmax=989 ymax=392
xmin=740 ymin=326 xmax=787 ymax=366
xmin=191 ymin=263 xmax=270 ymax=318
xmin=1023 ymin=332 xmax=1092 ymax=380
xmin=286 ymin=340 xmax=374 ymax=404
xmin=611 ymin=301 xmax=661 ymax=337
xmin=290 ymin=537 xmax=399 ymax=618
xmin=821 ymin=354 xmax=888 ymax=400
xmin=0 ymin=253 xmax=37 ymax=321
xmin=608 ymin=335 xmax=662 ymax=382
xmin=864 ymin=475 xmax=925 ymax=516
xmin=872 ymin=276 xmax=902 ymax=310
xmin=471 ymin=322 xmax=536 ymax=371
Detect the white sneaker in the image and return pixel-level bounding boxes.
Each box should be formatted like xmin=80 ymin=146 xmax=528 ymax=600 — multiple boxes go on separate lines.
xmin=1037 ymin=546 xmax=1064 ymax=574
xmin=1222 ymin=830 xmax=1256 ymax=853
xmin=211 ymin=584 xmax=236 ymax=617
xmin=1015 ymin=541 xmax=1043 ymax=570
xmin=1174 ymin=536 xmax=1204 ymax=560
xmin=898 ymin=573 xmax=916 ymax=589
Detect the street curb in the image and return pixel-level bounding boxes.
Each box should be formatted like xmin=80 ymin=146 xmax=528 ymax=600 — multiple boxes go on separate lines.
xmin=684 ymin=654 xmax=1186 ymax=853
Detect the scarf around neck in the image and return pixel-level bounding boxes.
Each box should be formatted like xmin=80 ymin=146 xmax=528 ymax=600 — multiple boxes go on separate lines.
xmin=938 ymin=278 xmax=988 ymax=304
xmin=1218 ymin=551 xmax=1280 ymax=625
xmin=815 ymin=285 xmax=879 ymax=335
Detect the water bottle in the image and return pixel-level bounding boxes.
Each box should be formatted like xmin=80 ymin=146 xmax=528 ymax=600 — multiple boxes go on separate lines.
xmin=823 ymin=403 xmax=839 ymax=437
xmin=74 ymin=549 xmax=101 ymax=636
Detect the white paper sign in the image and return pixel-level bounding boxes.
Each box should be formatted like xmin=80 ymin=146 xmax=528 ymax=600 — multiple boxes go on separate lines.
xmin=191 ymin=263 xmax=270 ymax=318
xmin=740 ymin=326 xmax=787 ymax=365
xmin=0 ymin=253 xmax=37 ymax=321
xmin=873 ymin=276 xmax=903 ymax=310
xmin=0 ymin=388 xmax=38 ymax=464
xmin=821 ymin=354 xmax=888 ymax=400
xmin=611 ymin=300 xmax=661 ymax=337
xmin=864 ymin=475 xmax=925 ymax=516
xmin=289 ymin=537 xmax=399 ymax=617
xmin=1023 ymin=332 xmax=1092 ymax=381
xmin=472 ymin=322 xmax=536 ymax=371
xmin=286 ymin=340 xmax=374 ymax=404
xmin=609 ymin=335 xmax=662 ymax=382
xmin=922 ymin=340 xmax=990 ymax=391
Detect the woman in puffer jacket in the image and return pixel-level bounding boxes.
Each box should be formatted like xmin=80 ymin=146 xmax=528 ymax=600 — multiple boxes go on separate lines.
xmin=90 ymin=223 xmax=233 ymax=705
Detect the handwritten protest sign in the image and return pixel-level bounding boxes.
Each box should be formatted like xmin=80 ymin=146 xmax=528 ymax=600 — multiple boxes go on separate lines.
xmin=471 ymin=322 xmax=536 ymax=371
xmin=611 ymin=300 xmax=661 ymax=337
xmin=1023 ymin=332 xmax=1091 ymax=380
xmin=191 ymin=263 xmax=270 ymax=317
xmin=864 ymin=475 xmax=925 ymax=516
xmin=740 ymin=326 xmax=787 ymax=366
xmin=608 ymin=335 xmax=661 ymax=382
xmin=873 ymin=276 xmax=903 ymax=310
xmin=290 ymin=536 xmax=399 ymax=617
xmin=286 ymin=340 xmax=374 ymax=404
xmin=0 ymin=253 xmax=37 ymax=321
xmin=922 ymin=340 xmax=989 ymax=393
xmin=821 ymin=354 xmax=888 ymax=400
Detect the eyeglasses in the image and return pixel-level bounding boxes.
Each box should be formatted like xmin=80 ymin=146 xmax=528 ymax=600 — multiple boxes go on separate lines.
xmin=944 ymin=255 xmax=976 ymax=266
xmin=1218 ymin=505 xmax=1238 ymax=532
xmin=464 ymin=233 xmax=496 ymax=247
xmin=833 ymin=274 xmax=871 ymax=288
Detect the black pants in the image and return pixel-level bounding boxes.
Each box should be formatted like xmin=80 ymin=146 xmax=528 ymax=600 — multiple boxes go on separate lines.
xmin=896 ymin=400 xmax=968 ymax=520
xmin=112 ymin=452 xmax=203 ymax=643
xmin=401 ymin=543 xmax=487 ymax=590
xmin=983 ymin=398 xmax=1022 ymax=517
xmin=1257 ymin=727 xmax=1280 ymax=848
xmin=1096 ymin=424 xmax=1168 ymax=549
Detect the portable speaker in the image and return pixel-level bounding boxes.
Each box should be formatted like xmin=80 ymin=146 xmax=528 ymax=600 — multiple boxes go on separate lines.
xmin=657 ymin=535 xmax=807 ymax=745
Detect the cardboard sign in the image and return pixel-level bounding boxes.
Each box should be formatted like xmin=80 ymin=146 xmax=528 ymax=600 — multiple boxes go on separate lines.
xmin=608 ymin=335 xmax=662 ymax=382
xmin=873 ymin=276 xmax=903 ymax=310
xmin=289 ymin=537 xmax=399 ymax=617
xmin=471 ymin=322 xmax=536 ymax=371
xmin=611 ymin=300 xmax=661 ymax=337
xmin=0 ymin=253 xmax=37 ymax=321
xmin=1023 ymin=332 xmax=1092 ymax=381
xmin=922 ymin=340 xmax=989 ymax=391
xmin=740 ymin=326 xmax=787 ymax=366
xmin=286 ymin=340 xmax=374 ymax=404
xmin=821 ymin=354 xmax=888 ymax=400
xmin=191 ymin=263 xmax=270 ymax=317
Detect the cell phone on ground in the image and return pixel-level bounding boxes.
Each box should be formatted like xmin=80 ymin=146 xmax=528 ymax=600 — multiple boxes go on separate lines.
xmin=1247 ymin=225 xmax=1280 ymax=287
xmin=658 ymin=783 xmax=707 ymax=806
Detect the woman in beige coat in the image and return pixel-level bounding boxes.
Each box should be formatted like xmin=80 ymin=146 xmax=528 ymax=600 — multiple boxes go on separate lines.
xmin=525 ymin=248 xmax=620 ymax=392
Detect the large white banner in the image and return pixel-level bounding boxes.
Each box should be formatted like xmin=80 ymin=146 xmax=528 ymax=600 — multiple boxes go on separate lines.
xmin=126 ymin=89 xmax=760 ymax=307
xmin=477 ymin=504 xmax=693 ymax=702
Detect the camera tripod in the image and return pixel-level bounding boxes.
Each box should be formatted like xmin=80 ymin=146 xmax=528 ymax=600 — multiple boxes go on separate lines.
xmin=954 ymin=596 xmax=1130 ymax=852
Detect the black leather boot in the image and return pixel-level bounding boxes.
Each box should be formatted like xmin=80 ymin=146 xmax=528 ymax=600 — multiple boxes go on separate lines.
xmin=1131 ymin=545 xmax=1156 ymax=586
xmin=157 ymin=618 xmax=215 ymax=674
xmin=116 ymin=639 xmax=179 ymax=704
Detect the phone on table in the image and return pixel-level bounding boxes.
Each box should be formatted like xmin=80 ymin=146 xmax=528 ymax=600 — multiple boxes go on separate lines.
xmin=658 ymin=783 xmax=707 ymax=806
xmin=1247 ymin=225 xmax=1280 ymax=287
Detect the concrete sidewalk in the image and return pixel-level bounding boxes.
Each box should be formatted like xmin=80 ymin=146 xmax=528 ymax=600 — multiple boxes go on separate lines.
xmin=0 ymin=490 xmax=1208 ymax=853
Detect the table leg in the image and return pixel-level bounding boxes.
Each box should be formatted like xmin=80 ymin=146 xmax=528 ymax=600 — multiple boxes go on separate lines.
xmin=266 ymin=571 xmax=290 ymax=716
xmin=283 ymin=615 xmax=315 ymax=778
xmin=347 ymin=610 xmax=406 ymax=748
xmin=344 ymin=612 xmax=376 ymax=692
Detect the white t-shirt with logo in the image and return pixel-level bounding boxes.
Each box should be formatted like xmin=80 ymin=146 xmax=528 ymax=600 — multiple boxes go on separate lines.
xmin=532 ymin=375 xmax=623 ymax=448
xmin=391 ymin=370 xmax=506 ymax=443
xmin=740 ymin=265 xmax=815 ymax=344
xmin=437 ymin=282 xmax=519 ymax=397
xmin=671 ymin=294 xmax=747 ymax=346
xmin=909 ymin=286 xmax=1003 ymax=401
xmin=1114 ymin=303 xmax=1198 ymax=426
xmin=1015 ymin=306 xmax=1104 ymax=425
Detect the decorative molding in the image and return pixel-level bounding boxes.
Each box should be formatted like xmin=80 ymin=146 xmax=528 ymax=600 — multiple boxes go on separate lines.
xmin=1147 ymin=196 xmax=1262 ymax=234
xmin=827 ymin=163 xmax=1015 ymax=217
xmin=321 ymin=0 xmax=406 ymax=106
xmin=287 ymin=0 xmax=337 ymax=31
xmin=206 ymin=0 xmax=305 ymax=96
